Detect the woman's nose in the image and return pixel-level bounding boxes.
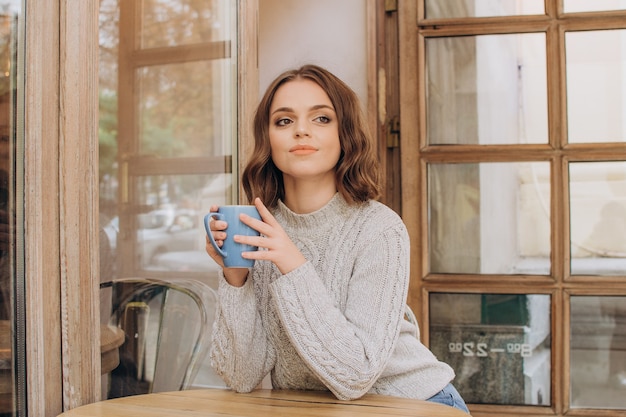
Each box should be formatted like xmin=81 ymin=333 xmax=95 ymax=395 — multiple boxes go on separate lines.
xmin=294 ymin=121 xmax=310 ymax=137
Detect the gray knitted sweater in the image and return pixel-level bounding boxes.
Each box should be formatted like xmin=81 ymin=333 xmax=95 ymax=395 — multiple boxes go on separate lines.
xmin=210 ymin=193 xmax=455 ymax=400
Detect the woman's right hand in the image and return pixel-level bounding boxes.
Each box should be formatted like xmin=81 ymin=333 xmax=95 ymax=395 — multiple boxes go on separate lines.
xmin=205 ymin=205 xmax=249 ymax=287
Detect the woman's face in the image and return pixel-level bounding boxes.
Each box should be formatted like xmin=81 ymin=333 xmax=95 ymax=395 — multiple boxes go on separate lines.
xmin=268 ymin=78 xmax=341 ymax=185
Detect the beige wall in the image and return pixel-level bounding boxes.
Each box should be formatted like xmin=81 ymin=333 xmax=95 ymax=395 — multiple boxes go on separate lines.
xmin=258 ymin=0 xmax=368 ymax=105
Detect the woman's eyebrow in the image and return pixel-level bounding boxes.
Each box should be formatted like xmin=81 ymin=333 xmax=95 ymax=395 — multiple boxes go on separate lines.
xmin=310 ymin=104 xmax=335 ymax=112
xmin=271 ymin=104 xmax=335 ymax=115
xmin=271 ymin=106 xmax=293 ymax=115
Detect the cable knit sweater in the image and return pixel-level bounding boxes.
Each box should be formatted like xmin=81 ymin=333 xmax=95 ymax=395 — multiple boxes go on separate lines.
xmin=210 ymin=193 xmax=455 ymax=401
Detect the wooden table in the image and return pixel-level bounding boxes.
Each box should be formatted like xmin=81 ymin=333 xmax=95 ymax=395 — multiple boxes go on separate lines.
xmin=57 ymin=388 xmax=470 ymax=416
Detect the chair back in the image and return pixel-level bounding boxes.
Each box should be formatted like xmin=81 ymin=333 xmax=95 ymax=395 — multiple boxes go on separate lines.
xmin=100 ymin=277 xmax=225 ymax=398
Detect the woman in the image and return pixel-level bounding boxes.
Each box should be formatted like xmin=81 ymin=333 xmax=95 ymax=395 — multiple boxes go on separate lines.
xmin=205 ymin=64 xmax=469 ymax=413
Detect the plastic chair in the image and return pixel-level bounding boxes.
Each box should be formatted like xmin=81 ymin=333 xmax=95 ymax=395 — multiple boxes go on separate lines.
xmin=100 ymin=277 xmax=225 ymax=398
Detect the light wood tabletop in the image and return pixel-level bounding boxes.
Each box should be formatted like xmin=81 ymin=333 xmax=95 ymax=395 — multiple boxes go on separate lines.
xmin=57 ymin=388 xmax=470 ymax=416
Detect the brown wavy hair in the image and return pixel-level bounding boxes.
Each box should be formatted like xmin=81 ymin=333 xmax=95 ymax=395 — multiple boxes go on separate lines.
xmin=242 ymin=64 xmax=381 ymax=209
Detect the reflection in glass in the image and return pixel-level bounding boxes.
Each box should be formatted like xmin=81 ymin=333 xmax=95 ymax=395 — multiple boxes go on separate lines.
xmin=428 ymin=162 xmax=550 ymax=274
xmin=430 ymin=293 xmax=551 ymax=405
xmin=426 ymin=33 xmax=547 ymax=145
xmin=108 ymin=173 xmax=230 ymax=283
xmin=566 ymin=30 xmax=626 ymax=144
xmin=137 ymin=59 xmax=234 ymax=158
xmin=0 ymin=1 xmax=20 ymax=414
xmin=564 ymin=0 xmax=626 ymax=13
xmin=571 ymin=296 xmax=626 ymax=409
xmin=140 ymin=0 xmax=231 ymax=48
xmin=99 ymin=0 xmax=237 ymax=290
xmin=425 ymin=0 xmax=543 ymax=19
xmin=569 ymin=162 xmax=626 ymax=276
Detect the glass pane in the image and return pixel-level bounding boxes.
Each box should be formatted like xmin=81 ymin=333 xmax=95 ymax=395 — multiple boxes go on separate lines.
xmin=566 ymin=30 xmax=626 ymax=144
xmin=99 ymin=0 xmax=237 ymax=292
xmin=0 ymin=1 xmax=21 ymax=415
xmin=138 ymin=59 xmax=234 ymax=158
xmin=569 ymin=162 xmax=626 ymax=275
xmin=100 ymin=174 xmax=230 ymax=285
xmin=426 ymin=33 xmax=548 ymax=145
xmin=133 ymin=174 xmax=229 ymax=282
xmin=564 ymin=0 xmax=626 ymax=13
xmin=140 ymin=0 xmax=232 ymax=48
xmin=571 ymin=296 xmax=626 ymax=409
xmin=430 ymin=293 xmax=551 ymax=405
xmin=428 ymin=162 xmax=551 ymax=274
xmin=425 ymin=0 xmax=544 ymax=19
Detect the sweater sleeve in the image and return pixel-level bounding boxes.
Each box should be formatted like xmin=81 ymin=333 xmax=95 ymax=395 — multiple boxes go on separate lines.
xmin=269 ymin=217 xmax=410 ymax=400
xmin=209 ymin=272 xmax=275 ymax=392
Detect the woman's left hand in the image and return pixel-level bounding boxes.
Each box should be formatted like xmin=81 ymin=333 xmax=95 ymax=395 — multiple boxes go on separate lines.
xmin=235 ymin=197 xmax=307 ymax=275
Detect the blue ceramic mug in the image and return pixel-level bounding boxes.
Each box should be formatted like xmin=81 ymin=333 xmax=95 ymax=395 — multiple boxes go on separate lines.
xmin=204 ymin=205 xmax=261 ymax=268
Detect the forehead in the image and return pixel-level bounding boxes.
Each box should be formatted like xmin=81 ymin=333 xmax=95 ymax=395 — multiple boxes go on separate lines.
xmin=270 ymin=78 xmax=333 ymax=110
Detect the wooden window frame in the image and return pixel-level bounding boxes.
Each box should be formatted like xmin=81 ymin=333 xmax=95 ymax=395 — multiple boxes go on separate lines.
xmin=23 ymin=0 xmax=259 ymax=414
xmin=399 ymin=1 xmax=626 ymax=416
xmin=25 ymin=1 xmax=99 ymax=414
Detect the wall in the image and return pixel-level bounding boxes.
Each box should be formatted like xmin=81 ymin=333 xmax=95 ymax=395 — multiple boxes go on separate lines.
xmin=258 ymin=0 xmax=368 ymax=105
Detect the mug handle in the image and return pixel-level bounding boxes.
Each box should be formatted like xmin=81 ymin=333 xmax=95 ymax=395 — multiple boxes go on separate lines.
xmin=204 ymin=213 xmax=227 ymax=259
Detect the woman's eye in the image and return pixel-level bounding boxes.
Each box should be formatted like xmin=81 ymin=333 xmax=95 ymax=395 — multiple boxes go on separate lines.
xmin=275 ymin=118 xmax=292 ymax=127
xmin=314 ymin=115 xmax=330 ymax=123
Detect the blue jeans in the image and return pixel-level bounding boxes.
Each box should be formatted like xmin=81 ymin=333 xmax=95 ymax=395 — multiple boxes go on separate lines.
xmin=426 ymin=383 xmax=470 ymax=413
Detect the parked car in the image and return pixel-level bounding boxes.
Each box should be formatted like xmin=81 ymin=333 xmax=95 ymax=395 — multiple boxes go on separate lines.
xmin=149 ymin=250 xmax=221 ymax=289
xmin=149 ymin=250 xmax=217 ymax=273
xmin=138 ymin=209 xmax=203 ymax=267
xmin=102 ymin=209 xmax=206 ymax=270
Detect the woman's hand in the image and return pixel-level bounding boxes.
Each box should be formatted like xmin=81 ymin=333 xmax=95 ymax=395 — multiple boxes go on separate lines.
xmin=237 ymin=197 xmax=307 ymax=275
xmin=204 ymin=204 xmax=227 ymax=267
xmin=205 ymin=205 xmax=249 ymax=287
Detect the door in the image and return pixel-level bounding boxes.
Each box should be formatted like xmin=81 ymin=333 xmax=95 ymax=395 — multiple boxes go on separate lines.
xmin=399 ymin=1 xmax=626 ymax=416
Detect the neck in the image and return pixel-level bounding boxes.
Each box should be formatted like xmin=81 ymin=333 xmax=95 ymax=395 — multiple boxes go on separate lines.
xmin=282 ymin=176 xmax=337 ymax=214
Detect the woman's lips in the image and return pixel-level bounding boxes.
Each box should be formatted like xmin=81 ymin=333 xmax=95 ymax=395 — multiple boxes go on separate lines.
xmin=289 ymin=145 xmax=318 ymax=155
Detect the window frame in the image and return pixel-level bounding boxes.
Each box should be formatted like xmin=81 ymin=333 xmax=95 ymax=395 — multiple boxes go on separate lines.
xmin=23 ymin=0 xmax=259 ymax=414
xmin=399 ymin=1 xmax=626 ymax=416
